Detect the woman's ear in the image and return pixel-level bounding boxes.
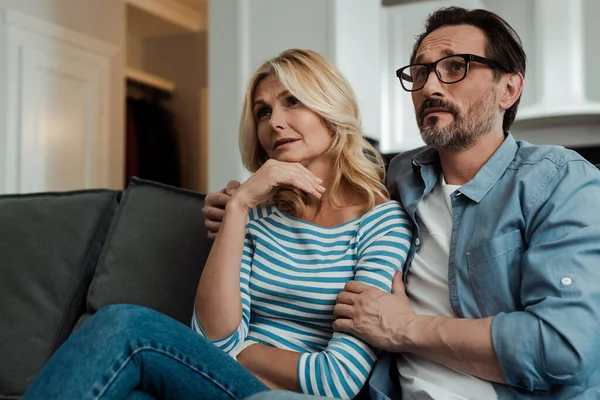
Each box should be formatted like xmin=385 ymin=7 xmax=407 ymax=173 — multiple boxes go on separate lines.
xmin=499 ymin=72 xmax=524 ymax=111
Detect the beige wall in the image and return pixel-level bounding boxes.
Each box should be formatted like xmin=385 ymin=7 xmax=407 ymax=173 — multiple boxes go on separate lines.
xmin=0 ymin=0 xmax=126 ymax=189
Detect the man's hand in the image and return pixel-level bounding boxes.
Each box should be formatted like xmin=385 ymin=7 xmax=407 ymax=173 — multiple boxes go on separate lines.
xmin=203 ymin=180 xmax=240 ymax=239
xmin=333 ymin=271 xmax=416 ymax=352
xmin=335 ymin=272 xmax=507 ymax=383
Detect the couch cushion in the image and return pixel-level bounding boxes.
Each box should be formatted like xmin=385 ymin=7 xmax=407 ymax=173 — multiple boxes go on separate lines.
xmin=85 ymin=178 xmax=212 ymax=326
xmin=0 ymin=190 xmax=119 ymax=398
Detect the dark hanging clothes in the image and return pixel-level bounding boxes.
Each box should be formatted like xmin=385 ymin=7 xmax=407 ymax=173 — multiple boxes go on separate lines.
xmin=125 ymin=97 xmax=181 ymax=187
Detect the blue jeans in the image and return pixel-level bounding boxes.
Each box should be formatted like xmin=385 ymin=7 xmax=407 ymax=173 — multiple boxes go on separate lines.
xmin=23 ymin=304 xmax=269 ymax=400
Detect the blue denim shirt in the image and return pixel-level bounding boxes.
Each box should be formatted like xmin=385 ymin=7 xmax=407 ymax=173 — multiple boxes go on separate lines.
xmin=368 ymin=134 xmax=600 ymax=400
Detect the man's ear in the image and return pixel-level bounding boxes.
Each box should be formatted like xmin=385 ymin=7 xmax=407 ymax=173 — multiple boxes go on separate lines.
xmin=499 ymin=72 xmax=524 ymax=111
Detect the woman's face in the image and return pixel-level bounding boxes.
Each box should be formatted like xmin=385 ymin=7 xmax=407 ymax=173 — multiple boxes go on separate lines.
xmin=252 ymin=75 xmax=332 ymax=166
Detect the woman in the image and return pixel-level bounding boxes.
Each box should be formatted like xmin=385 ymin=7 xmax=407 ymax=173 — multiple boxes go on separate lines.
xmin=23 ymin=49 xmax=412 ymax=400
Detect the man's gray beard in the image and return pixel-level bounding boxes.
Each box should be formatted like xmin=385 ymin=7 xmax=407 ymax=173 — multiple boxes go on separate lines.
xmin=418 ymin=97 xmax=497 ymax=152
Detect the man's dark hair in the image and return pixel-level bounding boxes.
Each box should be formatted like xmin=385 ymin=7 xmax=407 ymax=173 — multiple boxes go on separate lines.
xmin=410 ymin=7 xmax=526 ymax=132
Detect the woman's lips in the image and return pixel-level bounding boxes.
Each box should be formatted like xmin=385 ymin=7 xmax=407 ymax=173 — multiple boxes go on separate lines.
xmin=274 ymin=139 xmax=299 ymax=150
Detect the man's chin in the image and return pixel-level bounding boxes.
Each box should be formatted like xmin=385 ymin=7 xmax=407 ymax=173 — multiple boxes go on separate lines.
xmin=419 ymin=127 xmax=454 ymax=149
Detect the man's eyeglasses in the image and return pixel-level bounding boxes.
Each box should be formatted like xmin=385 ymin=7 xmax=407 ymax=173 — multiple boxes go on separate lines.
xmin=396 ymin=54 xmax=507 ymax=92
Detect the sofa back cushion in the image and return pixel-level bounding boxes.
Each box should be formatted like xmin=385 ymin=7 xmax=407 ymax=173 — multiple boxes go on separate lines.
xmin=0 ymin=190 xmax=119 ymax=398
xmin=84 ymin=178 xmax=212 ymax=326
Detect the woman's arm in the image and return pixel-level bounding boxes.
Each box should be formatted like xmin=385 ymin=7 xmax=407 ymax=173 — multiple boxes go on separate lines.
xmin=195 ymin=201 xmax=250 ymax=340
xmin=237 ymin=344 xmax=301 ymax=391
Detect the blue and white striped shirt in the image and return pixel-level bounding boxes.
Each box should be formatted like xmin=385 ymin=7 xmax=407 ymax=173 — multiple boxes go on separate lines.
xmin=193 ymin=200 xmax=412 ymax=399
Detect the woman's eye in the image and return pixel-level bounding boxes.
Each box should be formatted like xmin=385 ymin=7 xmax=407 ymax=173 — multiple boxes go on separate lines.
xmin=256 ymin=108 xmax=270 ymax=119
xmin=287 ymin=96 xmax=300 ymax=106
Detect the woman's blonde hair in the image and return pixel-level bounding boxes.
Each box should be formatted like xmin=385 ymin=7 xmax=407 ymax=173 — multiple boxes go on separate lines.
xmin=239 ymin=49 xmax=388 ymax=215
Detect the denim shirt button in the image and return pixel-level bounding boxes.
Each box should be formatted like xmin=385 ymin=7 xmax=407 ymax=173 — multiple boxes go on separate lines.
xmin=415 ymin=238 xmax=420 ymax=246
xmin=561 ymin=277 xmax=573 ymax=286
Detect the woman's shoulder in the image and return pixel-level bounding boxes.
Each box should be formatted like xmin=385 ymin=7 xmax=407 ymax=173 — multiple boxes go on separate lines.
xmin=357 ymin=199 xmax=411 ymax=234
xmin=247 ymin=203 xmax=277 ymax=223
xmin=369 ymin=199 xmax=406 ymax=217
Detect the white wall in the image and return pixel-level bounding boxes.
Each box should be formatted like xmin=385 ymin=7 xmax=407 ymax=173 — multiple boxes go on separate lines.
xmin=0 ymin=0 xmax=125 ymax=190
xmin=331 ymin=0 xmax=381 ymax=140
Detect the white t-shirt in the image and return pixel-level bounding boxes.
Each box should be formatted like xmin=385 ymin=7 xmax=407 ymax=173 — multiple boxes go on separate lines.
xmin=397 ymin=176 xmax=497 ymax=400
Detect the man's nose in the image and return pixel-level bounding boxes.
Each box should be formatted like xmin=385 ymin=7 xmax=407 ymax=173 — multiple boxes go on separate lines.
xmin=421 ymin=69 xmax=445 ymax=98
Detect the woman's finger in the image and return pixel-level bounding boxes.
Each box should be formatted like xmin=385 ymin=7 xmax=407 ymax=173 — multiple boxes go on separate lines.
xmin=295 ymin=162 xmax=323 ymax=183
xmin=276 ymin=164 xmax=323 ymax=199
xmin=284 ymin=164 xmax=326 ymax=197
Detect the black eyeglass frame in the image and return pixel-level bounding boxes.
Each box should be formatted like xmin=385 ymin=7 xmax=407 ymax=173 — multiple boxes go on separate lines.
xmin=396 ymin=53 xmax=508 ymax=92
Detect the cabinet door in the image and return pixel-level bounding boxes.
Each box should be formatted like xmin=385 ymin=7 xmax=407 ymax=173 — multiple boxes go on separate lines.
xmin=2 ymin=10 xmax=117 ymax=194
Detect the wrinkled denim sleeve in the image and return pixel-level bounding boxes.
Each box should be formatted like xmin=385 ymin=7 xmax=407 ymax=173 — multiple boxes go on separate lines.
xmin=492 ymin=160 xmax=600 ymax=391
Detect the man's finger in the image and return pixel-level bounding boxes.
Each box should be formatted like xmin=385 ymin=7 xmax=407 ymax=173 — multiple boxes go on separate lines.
xmin=333 ymin=304 xmax=354 ymax=319
xmin=225 ymin=180 xmax=241 ymax=195
xmin=206 ymin=192 xmax=232 ymax=208
xmin=336 ymin=291 xmax=356 ymax=305
xmin=203 ymin=206 xmax=225 ymax=221
xmin=392 ymin=270 xmax=405 ymax=296
xmin=332 ymin=318 xmax=355 ymax=333
xmin=204 ymin=220 xmax=221 ymax=233
xmin=344 ymin=280 xmax=369 ymax=294
xmin=207 ymin=232 xmax=217 ymax=240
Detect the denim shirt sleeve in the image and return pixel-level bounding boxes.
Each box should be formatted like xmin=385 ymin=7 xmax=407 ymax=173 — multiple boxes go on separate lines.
xmin=492 ymin=160 xmax=600 ymax=391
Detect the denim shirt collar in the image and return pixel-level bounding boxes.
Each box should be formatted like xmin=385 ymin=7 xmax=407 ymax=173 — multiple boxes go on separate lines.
xmin=411 ymin=133 xmax=518 ymax=203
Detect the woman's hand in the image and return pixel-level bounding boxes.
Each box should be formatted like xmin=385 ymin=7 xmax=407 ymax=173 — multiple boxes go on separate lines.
xmin=229 ymin=159 xmax=325 ymax=212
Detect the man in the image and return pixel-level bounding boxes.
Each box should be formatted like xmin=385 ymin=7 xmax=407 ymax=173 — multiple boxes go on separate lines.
xmin=203 ymin=7 xmax=600 ymax=399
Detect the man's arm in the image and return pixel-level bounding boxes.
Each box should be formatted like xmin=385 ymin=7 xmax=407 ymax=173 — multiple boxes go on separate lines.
xmin=333 ymin=274 xmax=507 ymax=383
xmin=402 ymin=313 xmax=505 ymax=383
xmin=489 ymin=160 xmax=600 ymax=391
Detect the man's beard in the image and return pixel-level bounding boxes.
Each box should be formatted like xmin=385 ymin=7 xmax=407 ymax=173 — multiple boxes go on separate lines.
xmin=416 ymin=91 xmax=497 ymax=152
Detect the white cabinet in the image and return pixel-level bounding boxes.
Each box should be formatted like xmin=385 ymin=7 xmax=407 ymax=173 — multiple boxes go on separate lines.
xmin=0 ymin=9 xmax=118 ymax=193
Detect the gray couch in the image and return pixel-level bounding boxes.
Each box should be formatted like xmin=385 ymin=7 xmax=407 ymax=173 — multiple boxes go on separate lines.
xmin=0 ymin=178 xmax=212 ymax=399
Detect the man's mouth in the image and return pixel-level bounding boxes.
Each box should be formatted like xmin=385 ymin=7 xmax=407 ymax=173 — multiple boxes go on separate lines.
xmin=273 ymin=138 xmax=299 ymax=150
xmin=424 ymin=107 xmax=451 ymax=116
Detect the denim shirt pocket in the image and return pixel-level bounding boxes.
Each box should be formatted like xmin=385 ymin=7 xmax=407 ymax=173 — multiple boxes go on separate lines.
xmin=466 ymin=230 xmax=524 ymax=316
